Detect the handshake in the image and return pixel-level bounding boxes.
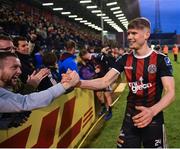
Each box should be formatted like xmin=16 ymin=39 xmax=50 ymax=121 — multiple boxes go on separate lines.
xmin=61 ymin=69 xmax=80 ymax=90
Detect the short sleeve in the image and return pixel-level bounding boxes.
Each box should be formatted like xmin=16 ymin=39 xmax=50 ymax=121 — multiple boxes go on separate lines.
xmin=159 ymin=56 xmax=173 ymax=77
xmin=112 ymin=55 xmax=127 ymax=73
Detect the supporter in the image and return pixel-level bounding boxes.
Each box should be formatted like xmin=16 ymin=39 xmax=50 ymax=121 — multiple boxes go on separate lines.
xmin=63 ymin=17 xmax=175 ymax=148
xmin=0 ymin=51 xmax=79 ymax=113
xmin=0 ymin=35 xmax=50 ymax=128
xmin=119 ymin=47 xmax=125 ymax=56
xmin=27 ymin=29 xmax=37 ymax=52
xmin=0 ymin=35 xmax=15 ymax=52
xmin=54 ymin=34 xmax=62 ymax=51
xmin=38 ymin=51 xmax=60 ymax=90
xmin=13 ymin=36 xmax=56 ymax=91
xmin=88 ymin=46 xmax=95 ymax=53
xmin=58 ymin=40 xmax=78 ymax=80
xmin=111 ymin=48 xmax=119 ymax=59
xmin=115 ymin=47 xmax=125 ymax=61
xmin=34 ymin=47 xmax=43 ymax=69
xmin=95 ymin=47 xmax=115 ymax=120
xmin=78 ymin=49 xmax=97 ymax=80
xmin=79 ymin=48 xmax=115 ymax=120
xmin=13 ymin=36 xmax=35 ymax=83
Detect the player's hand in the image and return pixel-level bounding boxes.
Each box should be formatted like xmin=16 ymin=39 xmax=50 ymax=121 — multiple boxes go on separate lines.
xmin=132 ymin=106 xmax=154 ymax=128
xmin=61 ymin=69 xmax=80 ymax=90
xmin=61 ymin=69 xmax=73 ymax=83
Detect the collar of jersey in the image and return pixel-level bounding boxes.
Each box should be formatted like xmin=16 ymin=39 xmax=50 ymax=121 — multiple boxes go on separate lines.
xmin=133 ymin=49 xmax=154 ymax=59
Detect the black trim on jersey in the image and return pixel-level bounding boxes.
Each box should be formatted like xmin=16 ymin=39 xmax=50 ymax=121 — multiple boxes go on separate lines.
xmin=158 ymin=54 xmax=173 ymax=77
xmin=156 ymin=54 xmax=163 ymax=104
xmin=132 ymin=56 xmax=137 ymax=82
xmin=143 ymin=56 xmax=150 ymax=106
xmin=113 ymin=53 xmax=128 ymax=73
xmin=131 ymin=56 xmax=137 ymax=114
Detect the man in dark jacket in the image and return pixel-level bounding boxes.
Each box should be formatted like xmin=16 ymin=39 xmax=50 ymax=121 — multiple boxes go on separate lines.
xmin=13 ymin=36 xmax=35 ymax=84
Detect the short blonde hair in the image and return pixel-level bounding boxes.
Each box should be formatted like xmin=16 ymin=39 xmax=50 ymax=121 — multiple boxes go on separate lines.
xmin=128 ymin=17 xmax=151 ymax=30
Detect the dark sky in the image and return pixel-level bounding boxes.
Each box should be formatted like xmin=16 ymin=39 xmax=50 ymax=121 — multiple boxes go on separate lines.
xmin=139 ymin=0 xmax=180 ymax=34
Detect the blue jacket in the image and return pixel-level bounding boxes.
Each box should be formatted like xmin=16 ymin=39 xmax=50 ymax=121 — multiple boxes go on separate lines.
xmin=34 ymin=52 xmax=43 ymax=69
xmin=58 ymin=53 xmax=78 ymax=80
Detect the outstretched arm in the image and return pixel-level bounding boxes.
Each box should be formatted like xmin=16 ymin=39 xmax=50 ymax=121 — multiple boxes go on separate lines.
xmin=79 ymin=68 xmax=119 ymax=90
xmin=0 ymin=70 xmax=79 ymax=113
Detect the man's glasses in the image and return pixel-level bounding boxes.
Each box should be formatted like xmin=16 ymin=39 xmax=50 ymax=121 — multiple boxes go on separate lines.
xmin=0 ymin=46 xmax=16 ymax=53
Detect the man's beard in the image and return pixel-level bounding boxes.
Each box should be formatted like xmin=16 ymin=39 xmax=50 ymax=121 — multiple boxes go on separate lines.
xmin=4 ymin=77 xmax=18 ymax=88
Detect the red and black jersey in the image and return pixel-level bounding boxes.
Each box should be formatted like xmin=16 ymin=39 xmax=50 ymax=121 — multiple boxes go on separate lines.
xmin=112 ymin=50 xmax=173 ymax=121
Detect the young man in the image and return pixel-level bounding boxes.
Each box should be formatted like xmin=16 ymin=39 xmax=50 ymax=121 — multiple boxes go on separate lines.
xmin=58 ymin=40 xmax=79 ymax=80
xmin=13 ymin=36 xmax=37 ymax=84
xmin=63 ymin=17 xmax=175 ymax=147
xmin=0 ymin=51 xmax=79 ymax=113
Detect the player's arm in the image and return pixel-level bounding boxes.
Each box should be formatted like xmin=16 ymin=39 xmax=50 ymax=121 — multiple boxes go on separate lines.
xmin=79 ymin=68 xmax=119 ymax=90
xmin=150 ymin=76 xmax=175 ymax=116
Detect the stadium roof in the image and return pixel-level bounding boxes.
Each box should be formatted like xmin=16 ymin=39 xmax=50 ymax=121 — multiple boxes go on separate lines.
xmin=35 ymin=0 xmax=140 ymax=33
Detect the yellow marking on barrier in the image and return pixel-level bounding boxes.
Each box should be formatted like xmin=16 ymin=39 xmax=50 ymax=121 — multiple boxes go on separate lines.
xmin=77 ymin=83 xmax=126 ymax=148
xmin=0 ymin=89 xmax=95 ymax=148
xmin=77 ymin=114 xmax=105 ymax=148
xmin=111 ymin=83 xmax=126 ymax=106
xmin=114 ymin=83 xmax=127 ymax=93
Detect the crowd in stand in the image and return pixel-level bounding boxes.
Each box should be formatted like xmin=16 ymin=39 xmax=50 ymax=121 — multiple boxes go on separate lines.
xmin=0 ymin=2 xmax=126 ymax=129
xmin=0 ymin=4 xmax=102 ymax=53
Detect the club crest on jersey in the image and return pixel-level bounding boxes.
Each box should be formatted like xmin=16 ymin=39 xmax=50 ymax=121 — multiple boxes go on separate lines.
xmin=148 ymin=64 xmax=157 ymax=74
